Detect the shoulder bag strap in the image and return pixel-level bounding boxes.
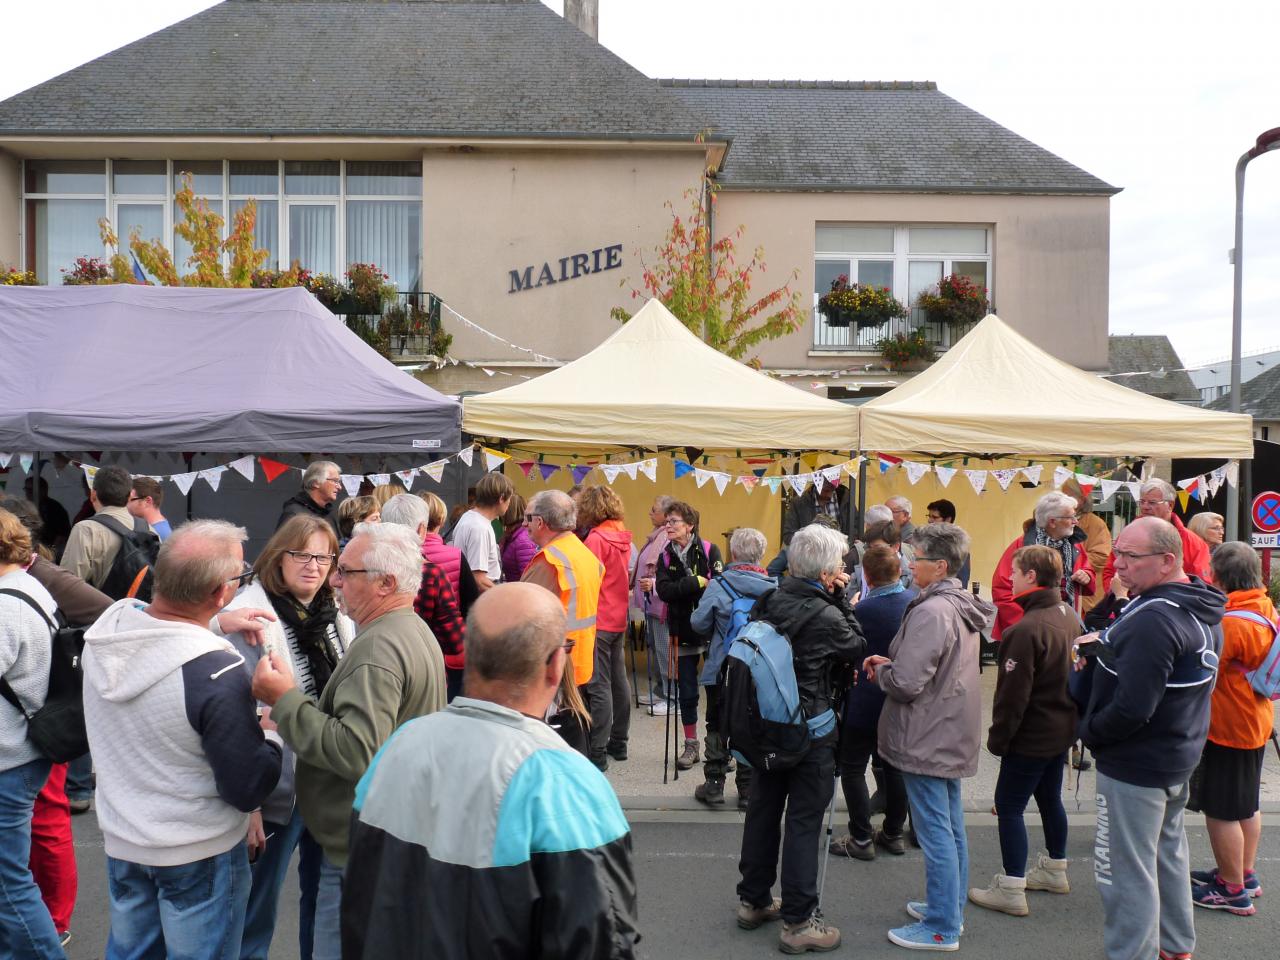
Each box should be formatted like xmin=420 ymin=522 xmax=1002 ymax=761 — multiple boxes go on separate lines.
xmin=0 ymin=587 xmax=55 ymax=719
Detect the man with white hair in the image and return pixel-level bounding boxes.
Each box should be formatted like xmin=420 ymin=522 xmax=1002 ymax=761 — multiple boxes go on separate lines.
xmin=1102 ymin=478 xmax=1211 ymax=590
xmin=277 ymin=460 xmax=342 ymax=539
xmin=82 ymin=520 xmax=284 ymax=958
xmin=253 ymin=521 xmax=445 ymax=960
xmin=886 ymin=496 xmax=915 ymax=541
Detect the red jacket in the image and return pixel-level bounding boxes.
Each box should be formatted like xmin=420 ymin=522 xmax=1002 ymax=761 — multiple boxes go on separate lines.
xmin=584 ymin=520 xmax=633 ymax=633
xmin=1101 ymin=513 xmax=1211 ymax=590
xmin=412 ymin=560 xmax=466 ymax=671
xmin=991 ymin=523 xmax=1096 ymax=641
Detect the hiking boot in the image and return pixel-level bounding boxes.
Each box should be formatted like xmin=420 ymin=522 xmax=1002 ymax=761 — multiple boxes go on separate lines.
xmin=779 ymin=912 xmax=841 ymax=954
xmin=875 ymin=828 xmax=906 ymax=856
xmin=68 ymin=798 xmax=91 ymax=815
xmin=887 ymin=922 xmax=959 ymax=952
xmin=606 ymin=740 xmax=628 ymax=762
xmin=1192 ymin=866 xmax=1261 ymax=898
xmin=694 ymin=778 xmax=725 ymax=806
xmin=589 ymin=753 xmax=609 ymax=773
xmin=968 ymin=873 xmax=1029 ymax=916
xmin=1192 ymin=876 xmax=1256 ymax=915
xmin=1025 ymin=852 xmax=1070 ymax=893
xmin=676 ymin=738 xmax=699 ymax=770
xmin=737 ymin=897 xmax=782 ymax=930
xmin=829 ymin=834 xmax=875 ymax=860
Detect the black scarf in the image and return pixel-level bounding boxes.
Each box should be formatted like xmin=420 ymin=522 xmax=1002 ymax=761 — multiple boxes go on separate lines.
xmin=268 ymin=590 xmax=340 ymax=694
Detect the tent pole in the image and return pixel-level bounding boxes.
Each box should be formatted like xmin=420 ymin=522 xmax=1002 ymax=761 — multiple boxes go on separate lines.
xmin=856 ymin=457 xmax=868 ymax=534
xmin=32 ymin=451 xmax=41 ymax=514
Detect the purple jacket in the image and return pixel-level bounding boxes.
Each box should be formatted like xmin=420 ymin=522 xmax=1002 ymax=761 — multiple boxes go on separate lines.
xmin=633 ymin=526 xmax=670 ymax=621
xmin=500 ymin=525 xmax=539 ymax=584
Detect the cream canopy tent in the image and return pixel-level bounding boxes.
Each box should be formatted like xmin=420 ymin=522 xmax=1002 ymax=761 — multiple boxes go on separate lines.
xmin=462 ymin=298 xmax=858 ymax=450
xmin=858 ymin=314 xmax=1254 ymax=460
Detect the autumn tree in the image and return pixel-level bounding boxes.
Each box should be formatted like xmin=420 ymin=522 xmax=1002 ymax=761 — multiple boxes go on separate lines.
xmin=611 ymin=184 xmax=805 ymax=366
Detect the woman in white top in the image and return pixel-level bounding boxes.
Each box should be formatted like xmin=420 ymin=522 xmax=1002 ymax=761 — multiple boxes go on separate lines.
xmin=0 ymin=506 xmax=64 ymax=957
xmin=221 ymin=515 xmax=353 ymax=960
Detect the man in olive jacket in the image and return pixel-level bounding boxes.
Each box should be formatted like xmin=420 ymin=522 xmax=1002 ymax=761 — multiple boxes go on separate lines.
xmin=253 ymin=522 xmax=446 ymax=960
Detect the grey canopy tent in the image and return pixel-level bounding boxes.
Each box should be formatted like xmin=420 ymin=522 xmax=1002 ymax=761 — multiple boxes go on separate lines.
xmin=0 ymin=285 xmax=461 ymax=452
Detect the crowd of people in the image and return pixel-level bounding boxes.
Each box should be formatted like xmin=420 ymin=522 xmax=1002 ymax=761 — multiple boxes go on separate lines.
xmin=0 ymin=463 xmax=1274 ymax=959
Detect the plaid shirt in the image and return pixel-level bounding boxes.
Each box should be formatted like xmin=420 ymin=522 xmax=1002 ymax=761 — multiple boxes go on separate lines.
xmin=412 ymin=559 xmax=465 ymax=670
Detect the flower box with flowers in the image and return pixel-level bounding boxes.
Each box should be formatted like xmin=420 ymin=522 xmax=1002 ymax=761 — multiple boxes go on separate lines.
xmin=818 ymin=275 xmax=908 ymax=329
xmin=878 ymin=330 xmax=935 ymax=371
xmin=915 ymin=274 xmax=990 ymax=326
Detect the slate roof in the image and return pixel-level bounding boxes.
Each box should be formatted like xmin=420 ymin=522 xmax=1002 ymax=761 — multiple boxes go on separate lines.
xmin=1108 ymin=335 xmax=1201 ymax=403
xmin=0 ymin=0 xmax=716 ymax=142
xmin=1207 ymin=363 xmax=1280 ymax=420
xmin=663 ymin=80 xmax=1118 ymax=195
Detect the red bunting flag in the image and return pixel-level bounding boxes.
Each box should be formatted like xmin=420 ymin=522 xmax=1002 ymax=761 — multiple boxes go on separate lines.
xmin=516 ymin=460 xmax=536 ymax=479
xmin=259 ymin=457 xmax=290 ymax=483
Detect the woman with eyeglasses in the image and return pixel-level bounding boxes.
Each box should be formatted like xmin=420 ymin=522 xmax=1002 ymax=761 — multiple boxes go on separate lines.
xmin=221 ymin=515 xmax=353 ymax=960
xmin=991 ymin=492 xmax=1095 ymax=643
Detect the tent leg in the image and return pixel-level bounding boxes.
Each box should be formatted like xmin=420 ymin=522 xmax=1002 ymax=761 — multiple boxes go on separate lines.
xmin=856 ymin=457 xmax=868 ymax=532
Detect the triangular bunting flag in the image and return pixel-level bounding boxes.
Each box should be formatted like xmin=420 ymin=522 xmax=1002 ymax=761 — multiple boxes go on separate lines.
xmin=538 ymin=462 xmax=560 ymax=482
xmin=822 ymin=466 xmax=843 ymax=487
xmin=673 ymin=459 xmax=695 ymax=480
xmin=395 ymin=469 xmax=417 ymax=490
xmin=812 ymin=472 xmax=825 ymax=494
xmin=458 ymin=446 xmax=475 ymax=467
xmin=1020 ymin=465 xmax=1043 ymax=486
xmin=370 ymin=473 xmax=391 ymax=488
xmin=879 ymin=453 xmax=903 ymax=469
xmin=737 ymin=475 xmax=758 ymax=493
xmin=18 ymin=453 xmax=32 ymax=474
xmin=788 ymin=474 xmax=810 ymax=496
xmin=694 ymin=468 xmax=713 ymax=489
xmin=752 ymin=468 xmax=768 ymax=478
xmin=904 ymin=461 xmax=929 ymax=486
xmin=992 ymin=468 xmax=1018 ymax=491
xmin=516 ymin=461 xmax=536 ymax=479
xmin=1100 ymin=479 xmax=1123 ymax=501
xmin=639 ymin=459 xmax=657 ymax=482
xmin=622 ymin=461 xmax=639 ymax=481
xmin=965 ymin=469 xmax=988 ymax=495
xmin=764 ymin=477 xmax=783 ymax=495
xmin=877 ymin=457 xmax=894 ymax=474
xmin=172 ymin=472 xmax=198 ymax=496
xmin=1053 ymin=466 xmax=1073 ymax=489
xmin=713 ymin=473 xmax=730 ymax=495
xmin=0 ymin=453 xmax=10 ymax=468
xmin=483 ymin=448 xmax=509 ymax=472
xmin=198 ymin=466 xmax=226 ymax=492
xmin=1176 ymin=489 xmax=1190 ymax=511
xmin=1225 ymin=461 xmax=1239 ymax=487
xmin=934 ymin=465 xmax=956 ymax=488
xmin=601 ymin=464 xmax=623 ymax=485
xmin=1125 ymin=481 xmax=1142 ymax=501
xmin=259 ymin=457 xmax=290 ymax=484
xmin=81 ymin=464 xmax=98 ymax=483
xmin=341 ymin=474 xmax=364 ymax=497
xmin=1074 ymin=473 xmax=1099 ymax=497
xmin=424 ymin=461 xmax=447 ymax=484
xmin=228 ymin=455 xmax=255 ymax=482
xmin=570 ymin=465 xmax=592 ymax=484
xmin=1176 ymin=476 xmax=1197 ymax=490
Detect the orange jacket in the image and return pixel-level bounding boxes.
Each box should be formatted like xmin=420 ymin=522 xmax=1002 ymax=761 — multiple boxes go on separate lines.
xmin=1209 ymin=588 xmax=1277 ymax=750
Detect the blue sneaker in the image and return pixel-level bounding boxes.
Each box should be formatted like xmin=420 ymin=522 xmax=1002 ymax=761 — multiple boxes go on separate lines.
xmin=1192 ymin=877 xmax=1256 ymax=916
xmin=888 ymin=922 xmax=959 ymax=952
xmin=1191 ymin=867 xmax=1262 ymax=898
xmin=905 ymin=903 xmax=963 ymax=934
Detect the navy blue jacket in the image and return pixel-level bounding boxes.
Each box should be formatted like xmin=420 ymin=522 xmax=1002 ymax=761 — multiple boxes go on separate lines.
xmin=844 ymin=586 xmax=916 ymax=730
xmin=1079 ymin=577 xmax=1224 ymax=787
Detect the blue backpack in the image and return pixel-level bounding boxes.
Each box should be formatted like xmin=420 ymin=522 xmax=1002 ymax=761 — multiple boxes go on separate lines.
xmin=1223 ymin=609 xmax=1280 ymax=701
xmin=717 ymin=579 xmax=758 ymax=661
xmin=720 ymin=595 xmax=833 ymax=772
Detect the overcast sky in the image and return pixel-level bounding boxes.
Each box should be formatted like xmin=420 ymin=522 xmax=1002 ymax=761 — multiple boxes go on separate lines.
xmin=4 ymin=0 xmax=1278 ymax=369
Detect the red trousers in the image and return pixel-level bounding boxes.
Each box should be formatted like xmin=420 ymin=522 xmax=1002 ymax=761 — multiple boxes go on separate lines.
xmin=29 ymin=762 xmax=77 ymax=933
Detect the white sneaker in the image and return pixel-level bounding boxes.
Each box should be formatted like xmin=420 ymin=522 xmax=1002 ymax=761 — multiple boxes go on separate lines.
xmin=649 ymin=700 xmax=671 ymax=716
xmin=636 ymin=691 xmax=656 ymax=706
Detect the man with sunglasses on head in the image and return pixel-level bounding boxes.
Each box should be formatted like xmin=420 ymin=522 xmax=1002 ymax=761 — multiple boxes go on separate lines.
xmin=1076 ymin=516 xmax=1224 ymax=960
xmin=1101 ymin=479 xmax=1211 ymax=591
xmin=251 ymin=522 xmax=445 ymax=960
xmin=277 ymin=460 xmax=343 ymax=540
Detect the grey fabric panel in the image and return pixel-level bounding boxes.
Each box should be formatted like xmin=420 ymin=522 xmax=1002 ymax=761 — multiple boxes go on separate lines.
xmin=0 ymin=285 xmax=461 ymax=452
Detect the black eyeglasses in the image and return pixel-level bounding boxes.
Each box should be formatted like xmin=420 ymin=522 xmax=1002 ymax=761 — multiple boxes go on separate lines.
xmin=227 ymin=564 xmax=255 ymax=587
xmin=546 ymin=640 xmax=575 ymax=665
xmin=334 ymin=565 xmax=375 ymax=579
xmin=285 ymin=551 xmax=336 ymax=567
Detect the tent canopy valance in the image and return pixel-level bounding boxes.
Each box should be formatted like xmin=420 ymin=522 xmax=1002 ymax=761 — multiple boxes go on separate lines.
xmin=857 ymin=314 xmax=1253 ymax=460
xmin=0 ymin=285 xmax=462 ymax=453
xmin=462 ymin=298 xmax=859 ymax=451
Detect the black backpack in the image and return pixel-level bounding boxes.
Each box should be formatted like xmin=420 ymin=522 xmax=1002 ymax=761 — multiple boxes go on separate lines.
xmin=0 ymin=589 xmax=90 ymax=763
xmin=89 ymin=513 xmax=160 ymax=602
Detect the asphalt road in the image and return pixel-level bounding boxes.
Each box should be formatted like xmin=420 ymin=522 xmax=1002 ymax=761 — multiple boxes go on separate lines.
xmin=62 ymin=810 xmax=1279 ymax=959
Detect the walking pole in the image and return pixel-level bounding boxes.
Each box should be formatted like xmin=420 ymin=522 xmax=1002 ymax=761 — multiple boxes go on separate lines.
xmin=629 ymin=620 xmax=641 ymax=709
xmin=815 ymin=765 xmax=840 ymax=910
xmin=663 ymin=631 xmax=674 ymax=784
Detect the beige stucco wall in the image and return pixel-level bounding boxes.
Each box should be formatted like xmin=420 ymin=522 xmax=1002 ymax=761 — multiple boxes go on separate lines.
xmin=0 ymin=150 xmax=19 ymax=268
xmin=422 ymin=147 xmax=706 ymax=365
xmin=715 ymin=190 xmax=1111 ymax=372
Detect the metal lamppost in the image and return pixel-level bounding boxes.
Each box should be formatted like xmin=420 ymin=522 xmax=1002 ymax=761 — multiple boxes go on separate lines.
xmin=1226 ymin=126 xmax=1280 ymax=541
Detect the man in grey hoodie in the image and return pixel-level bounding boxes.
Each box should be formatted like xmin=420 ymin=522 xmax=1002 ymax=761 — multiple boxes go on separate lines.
xmin=864 ymin=523 xmax=994 ymax=952
xmin=83 ymin=520 xmax=282 ymax=960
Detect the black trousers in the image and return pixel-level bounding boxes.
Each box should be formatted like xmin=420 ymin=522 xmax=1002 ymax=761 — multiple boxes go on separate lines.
xmin=703 ymin=684 xmax=752 ymax=794
xmin=838 ymin=726 xmax=907 ymax=842
xmin=737 ymin=741 xmax=836 ymax=924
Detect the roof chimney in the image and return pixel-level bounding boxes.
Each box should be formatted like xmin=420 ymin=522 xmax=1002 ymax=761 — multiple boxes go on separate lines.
xmin=563 ymin=0 xmax=598 ymax=41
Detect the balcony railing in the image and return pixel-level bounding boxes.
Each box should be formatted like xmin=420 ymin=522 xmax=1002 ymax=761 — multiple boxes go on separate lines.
xmin=812 ymin=307 xmax=977 ymax=354
xmin=339 ymin=291 xmax=446 ymax=358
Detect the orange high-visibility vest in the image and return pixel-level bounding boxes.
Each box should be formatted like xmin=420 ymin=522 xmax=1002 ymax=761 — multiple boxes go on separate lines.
xmin=539 ymin=534 xmax=604 ymax=686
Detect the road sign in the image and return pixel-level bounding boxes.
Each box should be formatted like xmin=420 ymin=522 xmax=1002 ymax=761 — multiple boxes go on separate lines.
xmin=1252 ymin=491 xmax=1280 ymax=533
xmin=1252 ymin=533 xmax=1279 ymax=548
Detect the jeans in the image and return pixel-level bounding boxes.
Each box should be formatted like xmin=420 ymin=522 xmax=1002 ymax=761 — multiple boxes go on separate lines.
xmin=737 ymin=742 xmax=836 ymax=924
xmin=105 ymin=841 xmax=251 ymax=960
xmin=587 ymin=630 xmax=631 ymax=758
xmin=0 ymin=758 xmax=63 ymax=958
xmin=703 ymin=685 xmax=751 ymax=795
xmin=241 ymin=807 xmax=311 ymax=960
xmin=902 ymin=773 xmax=967 ymax=939
xmin=297 ymin=831 xmax=322 ymax=960
xmin=676 ymin=651 xmax=701 ymax=727
xmin=993 ymin=751 xmax=1068 ymax=876
xmin=445 ymin=667 xmax=464 ymax=704
xmin=838 ymin=726 xmax=907 ymax=843
xmin=644 ymin=615 xmax=674 ymax=701
xmin=1094 ymin=772 xmax=1195 ymax=960
xmin=311 ymin=854 xmax=343 ymax=960
xmin=64 ymin=752 xmax=93 ymax=802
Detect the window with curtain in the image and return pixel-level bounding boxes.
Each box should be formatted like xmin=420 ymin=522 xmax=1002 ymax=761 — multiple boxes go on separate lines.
xmin=289 ymin=204 xmax=337 ymax=276
xmin=231 ymin=198 xmax=278 ymax=270
xmin=24 ymin=199 xmax=105 ymax=282
xmin=346 ymin=200 xmax=422 ymax=291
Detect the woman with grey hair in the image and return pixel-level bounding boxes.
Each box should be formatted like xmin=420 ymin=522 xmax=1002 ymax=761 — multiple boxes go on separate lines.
xmin=735 ymin=524 xmax=865 ymax=953
xmin=863 ymin=523 xmax=994 ymax=949
xmin=689 ymin=527 xmax=776 ymax=809
xmin=633 ymin=496 xmax=676 ymax=711
xmin=991 ymin=491 xmax=1095 ymax=641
